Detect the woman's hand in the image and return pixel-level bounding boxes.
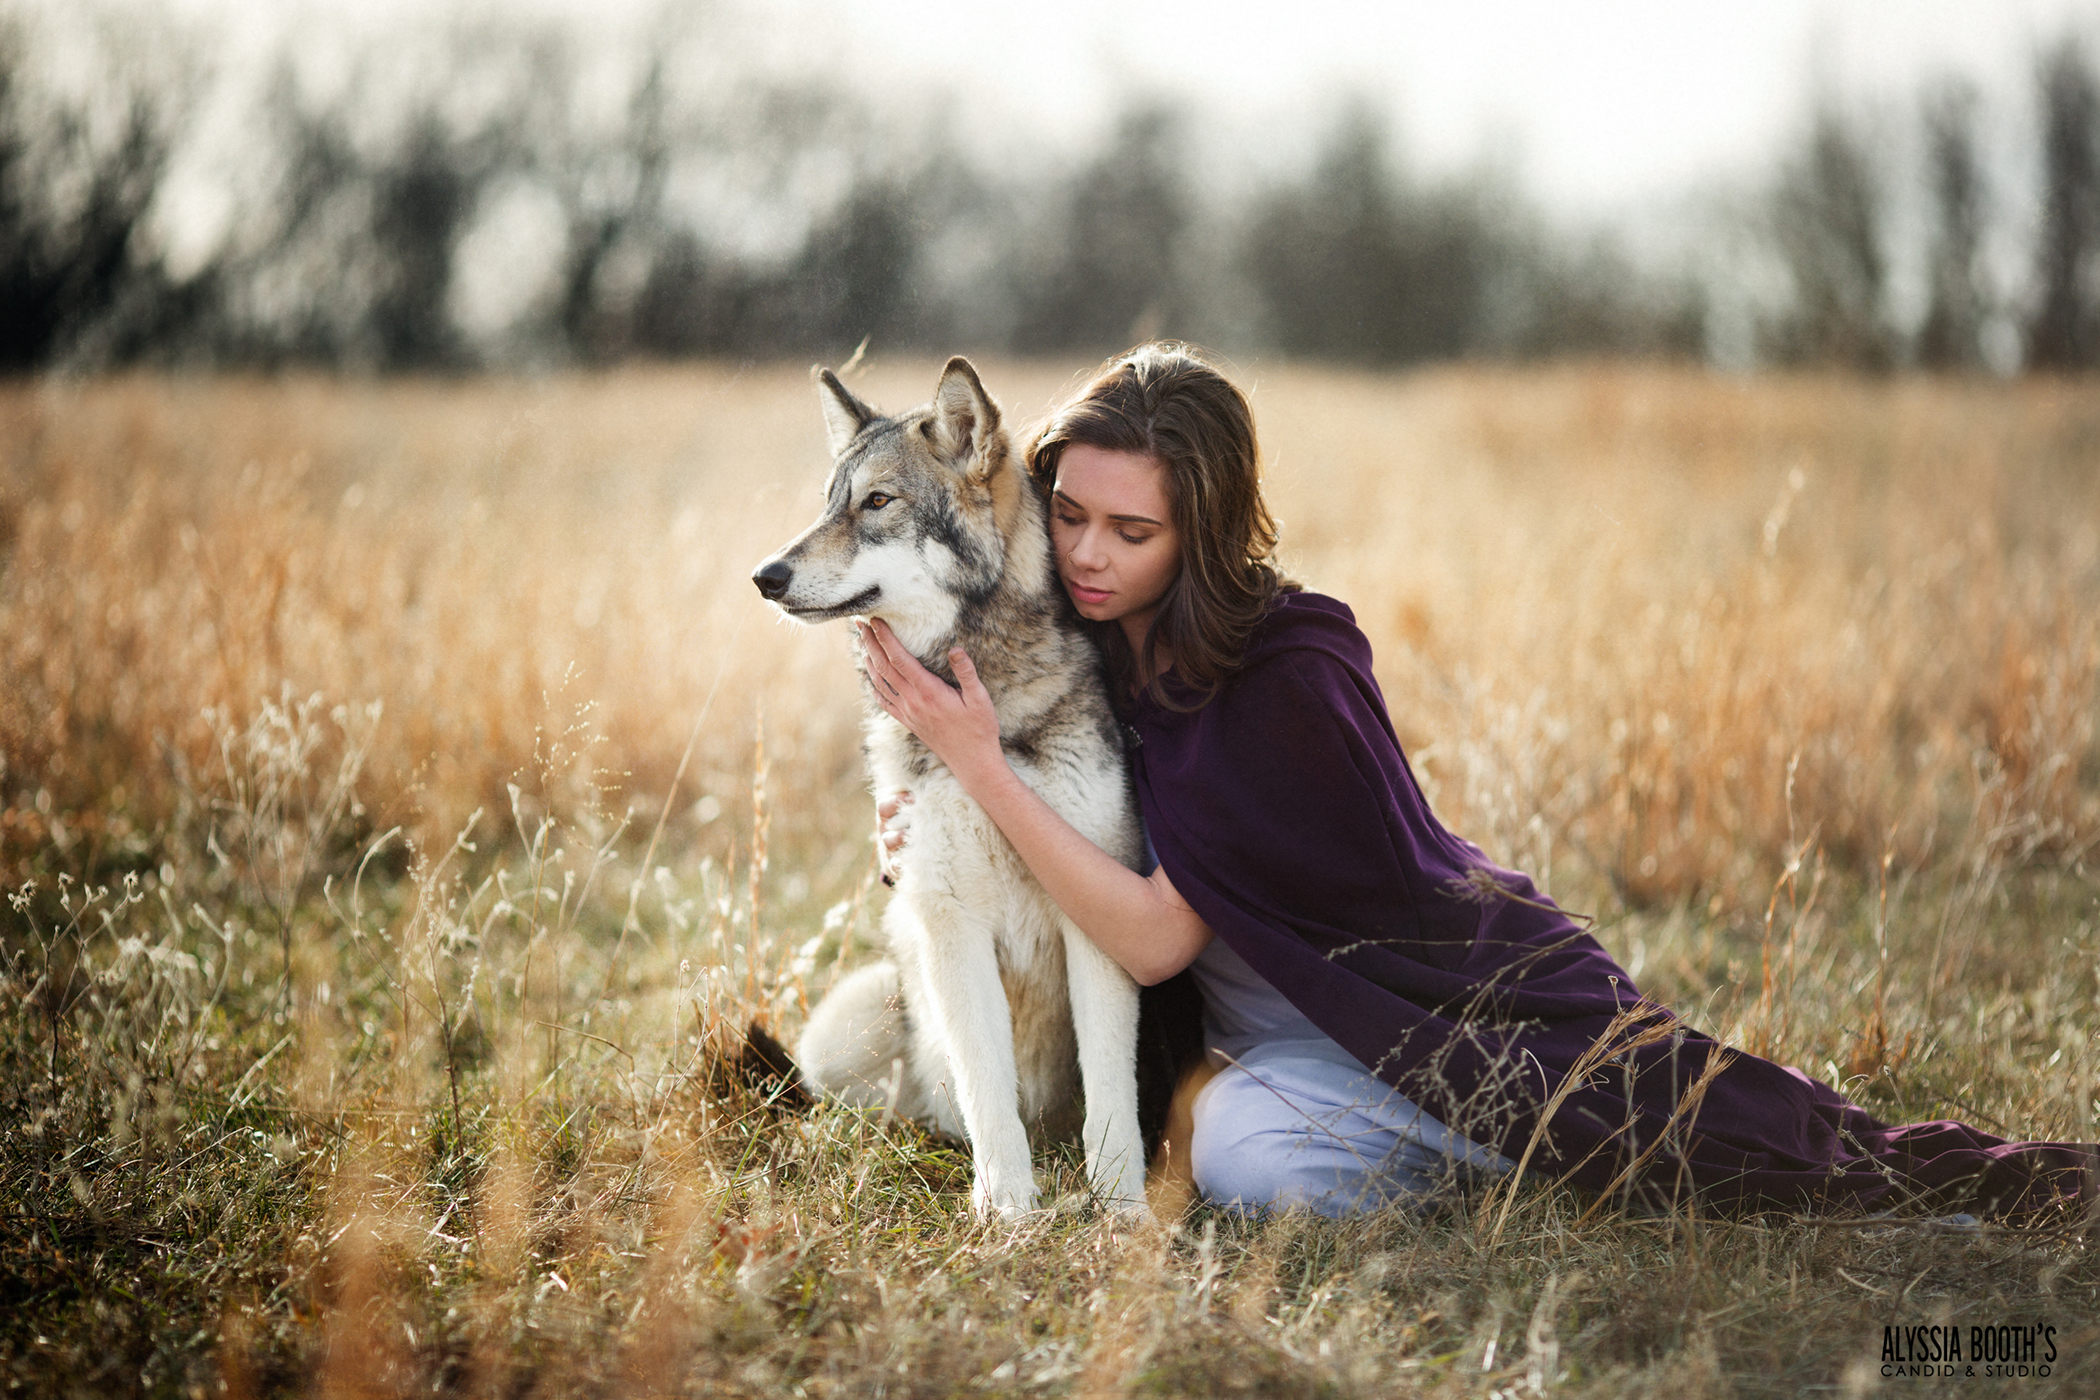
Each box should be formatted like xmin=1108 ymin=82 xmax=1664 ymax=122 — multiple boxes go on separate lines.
xmin=877 ymin=790 xmax=912 ymax=885
xmin=857 ymin=619 xmax=1008 ymax=790
xmin=859 ymin=618 xmax=1212 ymax=984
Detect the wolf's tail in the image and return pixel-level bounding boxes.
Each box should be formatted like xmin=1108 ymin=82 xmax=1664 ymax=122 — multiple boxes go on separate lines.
xmin=728 ymin=1020 xmax=814 ymax=1111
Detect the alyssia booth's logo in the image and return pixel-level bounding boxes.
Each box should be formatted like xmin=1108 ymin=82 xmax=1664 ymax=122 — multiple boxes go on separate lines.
xmin=1881 ymin=1322 xmax=2059 ymax=1379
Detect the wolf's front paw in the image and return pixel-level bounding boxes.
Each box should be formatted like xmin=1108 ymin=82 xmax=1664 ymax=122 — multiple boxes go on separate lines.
xmin=1088 ymin=1153 xmax=1152 ymax=1225
xmin=971 ymin=1172 xmax=1039 ymax=1221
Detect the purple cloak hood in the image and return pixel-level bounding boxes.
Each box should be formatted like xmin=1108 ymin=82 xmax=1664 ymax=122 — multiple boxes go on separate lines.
xmin=1127 ymin=591 xmax=2090 ymax=1219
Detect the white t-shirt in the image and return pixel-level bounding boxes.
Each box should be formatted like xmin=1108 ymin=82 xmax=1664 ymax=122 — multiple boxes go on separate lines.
xmin=1187 ymin=935 xmax=1373 ymax=1073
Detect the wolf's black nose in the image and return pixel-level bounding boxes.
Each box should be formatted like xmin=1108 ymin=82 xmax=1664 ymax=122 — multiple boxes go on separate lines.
xmin=752 ymin=559 xmax=793 ymax=600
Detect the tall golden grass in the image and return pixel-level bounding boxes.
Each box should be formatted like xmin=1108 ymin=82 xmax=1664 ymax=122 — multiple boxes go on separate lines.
xmin=3 ymin=361 xmax=2098 ymax=1396
xmin=5 ymin=363 xmax=2095 ymax=905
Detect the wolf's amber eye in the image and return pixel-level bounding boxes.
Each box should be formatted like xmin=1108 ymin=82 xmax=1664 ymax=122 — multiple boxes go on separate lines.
xmin=862 ymin=492 xmax=895 ymax=511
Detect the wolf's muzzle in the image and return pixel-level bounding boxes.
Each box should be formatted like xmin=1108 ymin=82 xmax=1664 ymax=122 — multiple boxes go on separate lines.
xmin=752 ymin=559 xmax=793 ymax=599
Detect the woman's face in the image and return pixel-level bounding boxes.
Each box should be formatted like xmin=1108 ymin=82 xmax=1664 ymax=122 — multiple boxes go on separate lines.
xmin=1049 ymin=443 xmax=1181 ymax=640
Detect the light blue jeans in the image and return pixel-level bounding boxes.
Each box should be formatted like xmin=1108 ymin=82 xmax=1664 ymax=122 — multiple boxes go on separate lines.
xmin=1188 ymin=1041 xmax=1514 ymax=1218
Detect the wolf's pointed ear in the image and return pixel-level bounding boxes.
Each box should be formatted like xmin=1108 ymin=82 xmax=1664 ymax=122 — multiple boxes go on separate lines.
xmin=930 ymin=356 xmax=1002 ymax=477
xmin=816 ymin=368 xmax=879 ymax=456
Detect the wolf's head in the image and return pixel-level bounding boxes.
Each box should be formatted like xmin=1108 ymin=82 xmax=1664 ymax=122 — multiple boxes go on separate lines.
xmin=751 ymin=357 xmax=1048 ymax=658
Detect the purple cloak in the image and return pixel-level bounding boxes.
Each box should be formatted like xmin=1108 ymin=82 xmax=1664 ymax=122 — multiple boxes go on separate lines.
xmin=1127 ymin=592 xmax=2092 ymax=1220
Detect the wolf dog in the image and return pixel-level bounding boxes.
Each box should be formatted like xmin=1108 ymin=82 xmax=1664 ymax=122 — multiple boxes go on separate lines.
xmin=750 ymin=357 xmax=1149 ymax=1219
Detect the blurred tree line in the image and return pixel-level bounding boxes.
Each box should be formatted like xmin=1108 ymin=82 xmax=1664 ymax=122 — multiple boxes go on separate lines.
xmin=3 ymin=3 xmax=2098 ymax=374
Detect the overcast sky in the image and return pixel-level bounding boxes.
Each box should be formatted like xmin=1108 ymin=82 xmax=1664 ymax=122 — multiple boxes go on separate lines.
xmin=825 ymin=0 xmax=2100 ymax=216
xmin=117 ymin=0 xmax=2098 ymax=217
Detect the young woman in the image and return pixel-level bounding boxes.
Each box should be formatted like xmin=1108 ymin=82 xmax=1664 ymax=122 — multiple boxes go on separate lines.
xmin=856 ymin=343 xmax=2092 ymax=1221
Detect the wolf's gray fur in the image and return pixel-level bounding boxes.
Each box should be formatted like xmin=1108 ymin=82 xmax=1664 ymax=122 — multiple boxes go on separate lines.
xmin=751 ymin=357 xmax=1148 ymax=1219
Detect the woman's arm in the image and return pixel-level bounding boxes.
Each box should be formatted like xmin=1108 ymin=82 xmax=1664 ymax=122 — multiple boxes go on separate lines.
xmin=858 ymin=619 xmax=1211 ymax=985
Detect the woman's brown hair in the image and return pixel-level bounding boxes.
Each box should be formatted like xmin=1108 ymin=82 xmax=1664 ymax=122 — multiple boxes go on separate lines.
xmin=1028 ymin=342 xmax=1294 ymax=710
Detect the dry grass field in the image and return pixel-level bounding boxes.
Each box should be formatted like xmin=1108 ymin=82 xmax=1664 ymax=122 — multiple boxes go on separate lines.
xmin=2 ymin=360 xmax=2098 ymax=1397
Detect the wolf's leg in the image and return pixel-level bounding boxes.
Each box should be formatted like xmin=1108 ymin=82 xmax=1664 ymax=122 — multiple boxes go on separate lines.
xmin=796 ymin=961 xmax=944 ymax=1127
xmin=1060 ymin=917 xmax=1150 ymax=1220
xmin=908 ymin=898 xmax=1036 ymax=1219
